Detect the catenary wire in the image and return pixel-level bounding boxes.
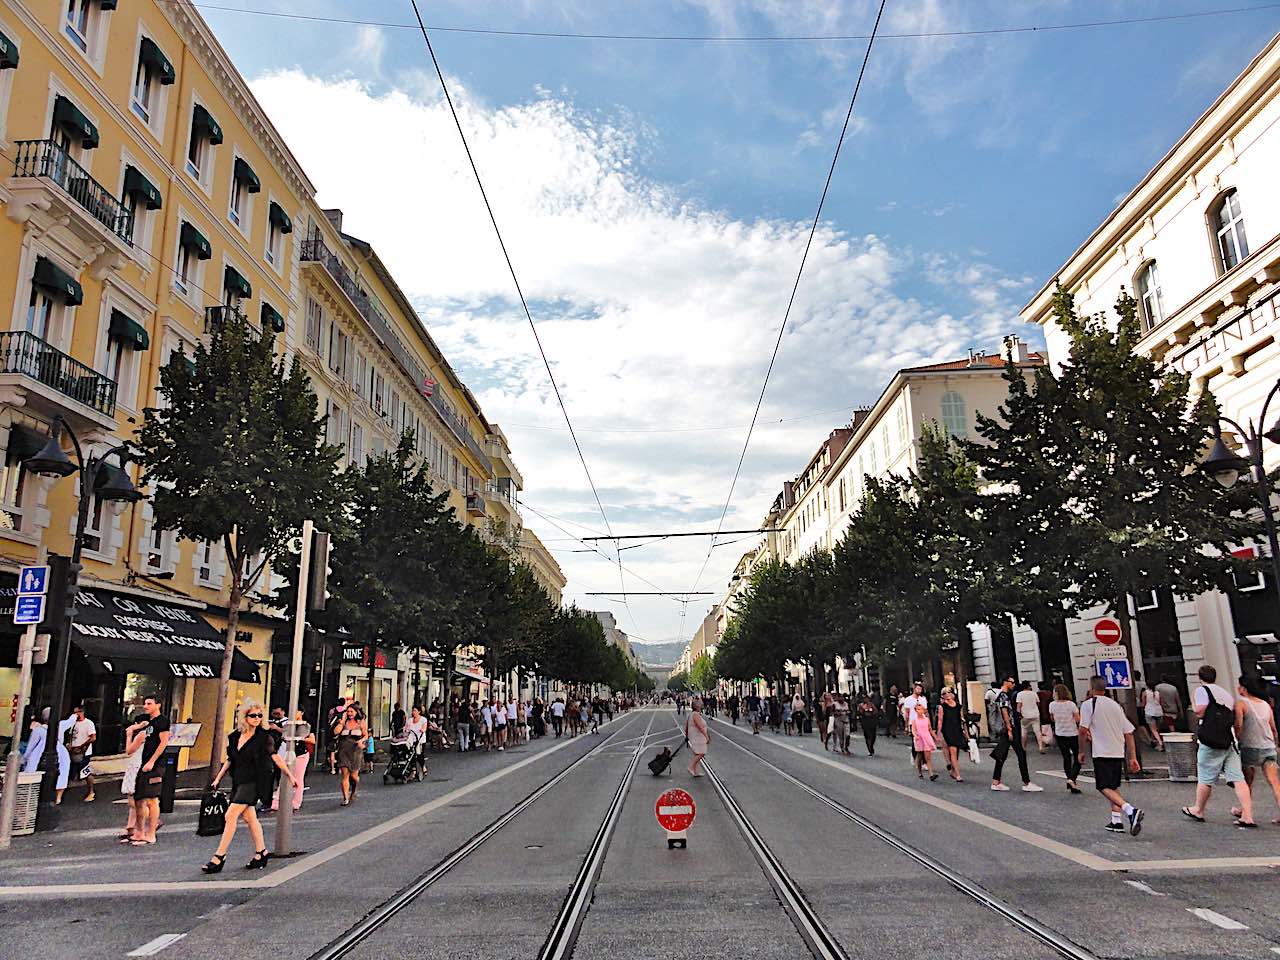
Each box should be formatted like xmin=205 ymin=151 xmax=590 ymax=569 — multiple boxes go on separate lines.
xmin=691 ymin=0 xmax=888 ymax=596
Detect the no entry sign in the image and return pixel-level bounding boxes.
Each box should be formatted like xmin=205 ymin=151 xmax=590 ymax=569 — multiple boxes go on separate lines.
xmin=655 ymin=788 xmax=696 ymax=833
xmin=1093 ymin=618 xmax=1122 ymax=645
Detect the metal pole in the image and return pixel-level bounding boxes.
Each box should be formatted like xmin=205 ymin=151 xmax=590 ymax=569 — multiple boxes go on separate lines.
xmin=274 ymin=519 xmax=312 ymax=856
xmin=1 ymin=544 xmax=49 ymax=848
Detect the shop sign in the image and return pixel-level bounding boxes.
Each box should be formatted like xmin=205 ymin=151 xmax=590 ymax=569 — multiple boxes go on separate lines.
xmin=342 ymin=644 xmax=389 ymax=669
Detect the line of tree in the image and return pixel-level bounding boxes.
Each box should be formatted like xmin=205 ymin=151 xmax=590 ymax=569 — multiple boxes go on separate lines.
xmin=136 ymin=311 xmax=650 ymax=779
xmin=715 ymin=286 xmax=1260 ymax=692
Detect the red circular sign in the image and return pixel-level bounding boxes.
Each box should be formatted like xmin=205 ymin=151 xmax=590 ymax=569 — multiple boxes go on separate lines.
xmin=1094 ymin=618 xmax=1122 ymax=645
xmin=655 ymin=788 xmax=696 ymax=832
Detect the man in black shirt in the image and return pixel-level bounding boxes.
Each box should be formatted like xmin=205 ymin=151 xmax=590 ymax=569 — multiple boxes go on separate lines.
xmin=133 ymin=696 xmax=170 ymax=845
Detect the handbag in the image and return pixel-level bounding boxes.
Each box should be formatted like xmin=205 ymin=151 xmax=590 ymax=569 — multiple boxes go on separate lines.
xmin=827 ymin=715 xmax=836 ymax=735
xmin=197 ymin=788 xmax=229 ymax=837
xmin=967 ymin=737 xmax=981 ymax=765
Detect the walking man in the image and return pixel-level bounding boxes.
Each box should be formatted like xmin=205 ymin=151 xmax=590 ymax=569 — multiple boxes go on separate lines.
xmin=990 ymin=677 xmax=1042 ymax=793
xmin=132 ymin=696 xmax=170 ymax=846
xmin=746 ymin=691 xmax=763 ymax=735
xmin=1079 ymin=676 xmax=1144 ymax=835
xmin=550 ymin=697 xmax=565 ymax=738
xmin=1181 ymin=665 xmax=1255 ymax=827
xmin=65 ymin=704 xmax=97 ymax=803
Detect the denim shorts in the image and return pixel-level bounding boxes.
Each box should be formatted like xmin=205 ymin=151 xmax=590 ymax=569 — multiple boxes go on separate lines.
xmin=1197 ymin=743 xmax=1245 ymax=784
xmin=1240 ymin=746 xmax=1278 ymax=770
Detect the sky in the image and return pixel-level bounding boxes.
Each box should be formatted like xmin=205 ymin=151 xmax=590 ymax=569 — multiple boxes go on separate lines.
xmin=196 ymin=0 xmax=1280 ymax=651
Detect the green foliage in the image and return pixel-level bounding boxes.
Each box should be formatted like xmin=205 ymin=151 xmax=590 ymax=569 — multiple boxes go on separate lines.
xmin=688 ymin=653 xmax=717 ymax=692
xmin=666 ymin=670 xmax=690 ymax=693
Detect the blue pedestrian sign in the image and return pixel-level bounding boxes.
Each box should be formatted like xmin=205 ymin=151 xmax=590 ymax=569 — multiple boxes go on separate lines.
xmin=13 ymin=594 xmax=46 ymax=625
xmin=18 ymin=565 xmax=49 ymax=596
xmin=1098 ymin=658 xmax=1132 ymax=690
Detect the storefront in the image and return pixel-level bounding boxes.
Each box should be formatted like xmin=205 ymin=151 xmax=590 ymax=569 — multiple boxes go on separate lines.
xmin=452 ymin=651 xmax=490 ymax=704
xmin=337 ymin=642 xmax=400 ymax=737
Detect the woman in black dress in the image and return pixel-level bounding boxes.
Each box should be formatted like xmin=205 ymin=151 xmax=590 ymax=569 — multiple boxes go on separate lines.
xmin=203 ymin=701 xmax=297 ymax=873
xmin=856 ymin=694 xmax=880 ymax=755
xmin=935 ymin=687 xmax=967 ymax=782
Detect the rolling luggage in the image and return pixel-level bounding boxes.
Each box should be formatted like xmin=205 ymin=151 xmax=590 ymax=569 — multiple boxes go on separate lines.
xmin=648 ymin=741 xmax=685 ymax=776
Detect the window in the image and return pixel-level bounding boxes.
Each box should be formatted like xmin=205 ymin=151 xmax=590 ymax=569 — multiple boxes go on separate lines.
xmin=1136 ymin=261 xmax=1164 ymax=332
xmin=26 ymin=287 xmax=55 ymax=340
xmin=196 ymin=540 xmax=217 ymax=583
xmin=131 ymin=38 xmax=173 ymax=127
xmin=81 ymin=493 xmax=106 ymax=553
xmin=305 ymin=297 xmax=322 ymax=352
xmin=350 ymin=421 xmax=364 ymax=464
xmin=326 ymin=400 xmax=346 ymax=448
xmin=145 ymin=521 xmax=176 ymax=573
xmin=175 ymin=221 xmax=210 ymax=297
xmin=0 ymin=435 xmax=33 ymax=533
xmin=1212 ymin=189 xmax=1249 ymax=273
xmin=266 ymin=202 xmax=291 ymax=267
xmin=328 ymin=325 xmax=348 ymax=377
xmin=229 ymin=177 xmax=244 ymax=227
xmin=223 ymin=264 xmax=251 ymax=312
xmin=940 ymin=391 xmax=967 ymax=439
xmin=370 ymin=370 xmax=384 ymax=414
xmin=104 ymin=308 xmax=146 ymax=409
xmin=867 ymin=445 xmax=877 ymax=475
xmin=175 ymin=244 xmax=192 ymax=294
xmin=881 ymin=424 xmax=890 ymax=461
xmin=64 ymin=0 xmax=95 ymax=53
xmin=229 ymin=158 xmax=258 ymax=230
xmin=27 ymin=256 xmax=82 ymax=346
xmin=896 ymin=406 xmax=908 ymax=447
xmin=121 ymin=163 xmax=163 ymax=253
xmin=351 ymin=351 xmax=366 ymax=397
xmin=186 ymin=103 xmax=222 ymax=186
xmin=1132 ymin=590 xmax=1159 ymax=612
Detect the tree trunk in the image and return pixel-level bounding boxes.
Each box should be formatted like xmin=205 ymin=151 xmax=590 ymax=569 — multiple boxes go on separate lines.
xmin=208 ymin=573 xmax=244 ymax=787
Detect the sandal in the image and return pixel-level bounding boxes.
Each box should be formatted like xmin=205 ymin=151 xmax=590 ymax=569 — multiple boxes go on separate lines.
xmin=1234 ymin=819 xmax=1258 ymax=829
xmin=246 ymin=849 xmax=270 ymax=870
xmin=129 ymin=837 xmax=155 ymax=846
xmin=201 ymin=854 xmax=226 ymax=874
xmin=1181 ymin=806 xmax=1206 ymax=823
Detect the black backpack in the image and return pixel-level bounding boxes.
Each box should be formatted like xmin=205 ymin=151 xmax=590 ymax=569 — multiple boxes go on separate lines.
xmin=1197 ymin=686 xmax=1235 ymax=750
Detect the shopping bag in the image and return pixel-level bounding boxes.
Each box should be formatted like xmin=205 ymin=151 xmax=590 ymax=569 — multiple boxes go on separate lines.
xmin=196 ymin=788 xmax=229 ymax=837
xmin=967 ymin=737 xmax=981 ymax=765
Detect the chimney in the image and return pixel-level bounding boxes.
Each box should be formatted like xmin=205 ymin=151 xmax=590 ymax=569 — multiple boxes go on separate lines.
xmin=967 ymin=348 xmax=987 ymax=366
xmin=1001 ymin=334 xmax=1030 ymax=364
xmin=323 ymin=208 xmax=344 ymax=233
xmin=850 ymin=406 xmax=873 ymax=429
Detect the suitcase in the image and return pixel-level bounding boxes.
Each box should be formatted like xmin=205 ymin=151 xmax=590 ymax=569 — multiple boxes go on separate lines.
xmin=196 ymin=788 xmax=229 ymax=837
xmin=647 ymin=741 xmax=685 ymax=776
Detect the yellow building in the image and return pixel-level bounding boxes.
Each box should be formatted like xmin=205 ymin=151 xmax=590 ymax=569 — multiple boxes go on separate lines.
xmin=519 ymin=527 xmax=565 ymax=604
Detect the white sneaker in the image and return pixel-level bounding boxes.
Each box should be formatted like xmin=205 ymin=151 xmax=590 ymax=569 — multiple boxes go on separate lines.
xmin=1021 ymin=782 xmax=1044 ymax=792
xmin=991 ymin=782 xmax=1011 ymax=791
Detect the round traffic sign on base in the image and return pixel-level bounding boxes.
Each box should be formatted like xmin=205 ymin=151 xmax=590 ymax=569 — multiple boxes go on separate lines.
xmin=1093 ymin=617 xmax=1122 ymax=645
xmin=656 ymin=787 xmax=696 ymax=849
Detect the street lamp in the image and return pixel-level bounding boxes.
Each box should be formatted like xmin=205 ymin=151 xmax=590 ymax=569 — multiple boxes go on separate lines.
xmin=24 ymin=415 xmax=141 ymax=830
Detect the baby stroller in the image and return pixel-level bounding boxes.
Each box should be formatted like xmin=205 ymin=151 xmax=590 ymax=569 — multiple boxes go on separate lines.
xmin=384 ymin=729 xmax=426 ymax=784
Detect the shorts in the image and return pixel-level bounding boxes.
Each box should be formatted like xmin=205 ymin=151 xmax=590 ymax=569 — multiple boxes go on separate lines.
xmin=1093 ymin=757 xmax=1123 ymax=792
xmin=1197 ymin=743 xmax=1245 ymax=785
xmin=230 ymin=782 xmax=258 ymax=805
xmin=135 ymin=772 xmax=164 ymax=800
xmin=1240 ymin=746 xmax=1278 ymax=770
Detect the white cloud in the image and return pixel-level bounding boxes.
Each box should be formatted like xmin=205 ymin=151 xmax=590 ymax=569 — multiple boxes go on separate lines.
xmin=251 ymin=69 xmax=1029 ymax=641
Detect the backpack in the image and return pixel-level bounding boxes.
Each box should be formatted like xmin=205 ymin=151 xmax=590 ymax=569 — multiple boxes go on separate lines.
xmin=1197 ymin=685 xmax=1235 ymax=750
xmin=988 ymin=695 xmax=1007 ymax=735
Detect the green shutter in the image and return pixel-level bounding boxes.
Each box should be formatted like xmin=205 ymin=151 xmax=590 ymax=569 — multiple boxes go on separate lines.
xmin=224 ymin=265 xmax=252 ymax=300
xmin=108 ymin=309 xmax=150 ymax=351
xmin=269 ymin=201 xmax=293 ymax=234
xmin=138 ymin=38 xmax=175 ymax=86
xmin=0 ymin=31 xmax=18 ymax=70
xmin=260 ymin=302 xmax=285 ymax=333
xmin=179 ymin=221 xmax=211 ymax=260
xmin=233 ymin=157 xmax=260 ymax=194
xmin=191 ymin=104 xmax=222 ymax=145
xmin=52 ymin=95 xmax=99 ymax=150
xmin=123 ymin=165 xmax=162 ymax=211
xmin=33 ymin=256 xmax=83 ymax=307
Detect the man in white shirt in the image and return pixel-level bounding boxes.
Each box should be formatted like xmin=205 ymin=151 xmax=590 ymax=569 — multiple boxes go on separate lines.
xmin=899 ymin=682 xmax=928 ymax=730
xmin=1182 ymin=664 xmax=1254 ymax=826
xmin=1079 ymin=676 xmax=1143 ymax=836
xmin=550 ymin=698 xmax=565 ymax=738
xmin=64 ymin=704 xmax=97 ymax=803
xmin=480 ymin=702 xmax=493 ymax=751
xmin=1015 ymin=682 xmax=1044 ymax=753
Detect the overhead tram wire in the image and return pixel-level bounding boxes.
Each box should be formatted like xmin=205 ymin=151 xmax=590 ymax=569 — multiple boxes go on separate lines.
xmin=691 ymin=0 xmax=888 ymax=594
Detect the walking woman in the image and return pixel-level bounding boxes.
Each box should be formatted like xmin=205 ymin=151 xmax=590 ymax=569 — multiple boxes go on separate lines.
xmin=203 ymin=702 xmax=297 ymax=873
xmin=856 ymin=694 xmax=879 ymax=756
xmin=1140 ymin=684 xmax=1165 ymax=752
xmin=1235 ymin=676 xmax=1280 ymax=823
xmin=333 ymin=704 xmax=367 ymax=806
xmin=272 ymin=710 xmax=315 ymax=811
xmin=819 ymin=691 xmax=834 ymax=751
xmin=910 ymin=701 xmax=939 ymax=781
xmin=685 ymin=696 xmax=710 ymax=777
xmin=936 ymin=688 xmax=966 ymax=782
xmin=1048 ymin=683 xmax=1083 ymax=794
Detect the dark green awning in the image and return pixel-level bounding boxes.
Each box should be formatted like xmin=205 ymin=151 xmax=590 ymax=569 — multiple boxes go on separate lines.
xmin=0 ymin=31 xmax=18 ymax=70
xmin=123 ymin=165 xmax=162 ymax=210
xmin=53 ymin=96 xmax=99 ymax=150
xmin=139 ymin=37 xmax=175 ymax=85
xmin=168 ymin=350 xmax=196 ymax=375
xmin=233 ymin=157 xmax=260 ymax=194
xmin=192 ymin=104 xmax=222 ymax=145
xmin=179 ymin=221 xmax=211 ymax=260
xmin=92 ymin=462 xmax=122 ymax=491
xmin=33 ymin=256 xmax=83 ymax=306
xmin=8 ymin=426 xmax=48 ymax=462
xmin=99 ymin=0 xmax=118 ymax=9
xmin=260 ymin=302 xmax=285 ymax=333
xmin=109 ymin=309 xmax=150 ymax=351
xmin=224 ymin=265 xmax=252 ymax=300
xmin=269 ymin=201 xmax=293 ymax=234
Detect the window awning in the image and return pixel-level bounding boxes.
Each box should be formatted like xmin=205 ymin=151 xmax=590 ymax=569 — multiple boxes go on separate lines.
xmin=260 ymin=302 xmax=284 ymax=333
xmin=99 ymin=0 xmax=119 ymax=10
xmin=179 ymin=221 xmax=211 ymax=260
xmin=123 ymin=165 xmax=162 ymax=211
xmin=0 ymin=31 xmax=18 ymax=70
xmin=168 ymin=349 xmax=196 ymax=375
xmin=68 ymin=585 xmax=259 ymax=683
xmin=191 ymin=104 xmax=223 ymax=146
xmin=269 ymin=201 xmax=292 ymax=234
xmin=109 ymin=309 xmax=150 ymax=350
xmin=138 ymin=37 xmax=175 ymax=85
xmin=453 ymin=667 xmax=490 ymax=685
xmin=224 ymin=265 xmax=252 ymax=300
xmin=33 ymin=256 xmax=83 ymax=306
xmin=233 ymin=157 xmax=260 ymax=194
xmin=7 ymin=425 xmax=49 ymax=462
xmin=53 ymin=95 xmax=99 ymax=150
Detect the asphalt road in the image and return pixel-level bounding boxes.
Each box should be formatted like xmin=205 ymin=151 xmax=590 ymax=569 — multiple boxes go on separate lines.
xmin=4 ymin=706 xmax=1280 ymax=960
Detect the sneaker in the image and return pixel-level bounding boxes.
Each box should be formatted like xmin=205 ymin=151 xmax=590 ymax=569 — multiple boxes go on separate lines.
xmin=1127 ymin=808 xmax=1144 ymax=837
xmin=1021 ymin=782 xmax=1044 ymax=793
xmin=1104 ymin=822 xmax=1125 ymax=833
xmin=991 ymin=782 xmax=1011 ymax=791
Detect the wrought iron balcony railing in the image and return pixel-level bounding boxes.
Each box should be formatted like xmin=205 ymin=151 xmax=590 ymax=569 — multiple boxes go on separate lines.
xmin=0 ymin=329 xmax=117 ymax=416
xmin=13 ymin=139 xmax=133 ymax=245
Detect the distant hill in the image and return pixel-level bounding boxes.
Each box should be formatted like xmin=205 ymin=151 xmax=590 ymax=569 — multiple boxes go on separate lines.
xmin=630 ymin=639 xmax=685 ymax=667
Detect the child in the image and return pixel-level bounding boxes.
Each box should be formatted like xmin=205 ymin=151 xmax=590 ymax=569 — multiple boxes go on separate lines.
xmin=363 ymin=730 xmax=376 ymax=773
xmin=782 ymin=701 xmax=793 ymax=735
xmin=911 ymin=702 xmax=938 ymax=782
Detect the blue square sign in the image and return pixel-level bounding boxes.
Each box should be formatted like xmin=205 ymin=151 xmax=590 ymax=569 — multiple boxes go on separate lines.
xmin=13 ymin=594 xmax=46 ymax=625
xmin=18 ymin=565 xmax=50 ymax=596
xmin=1098 ymin=658 xmax=1132 ymax=689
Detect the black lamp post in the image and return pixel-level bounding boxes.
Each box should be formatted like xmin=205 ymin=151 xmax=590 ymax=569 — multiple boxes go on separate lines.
xmin=25 ymin=415 xmax=141 ymax=830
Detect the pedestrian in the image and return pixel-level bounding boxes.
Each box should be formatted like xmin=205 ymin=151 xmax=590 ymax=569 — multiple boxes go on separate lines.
xmin=685 ymin=697 xmax=710 ymax=777
xmin=1015 ymin=681 xmax=1044 ymax=754
xmin=202 ymin=701 xmax=298 ymax=873
xmin=391 ymin=702 xmax=406 ymax=738
xmin=746 ymin=691 xmax=762 ymax=735
xmin=455 ymin=697 xmax=472 ymax=752
xmin=52 ymin=710 xmax=73 ymax=804
xmin=910 ymin=702 xmax=939 ymax=781
xmin=550 ymin=697 xmax=565 ymax=737
xmin=1079 ymin=676 xmax=1143 ymax=835
xmin=516 ymin=701 xmax=528 ymax=744
xmin=728 ymin=693 xmax=740 ymax=725
xmin=325 ymin=696 xmax=351 ymax=774
xmin=493 ymin=698 xmax=508 ymax=751
xmin=1181 ymin=664 xmax=1255 ymax=827
xmin=363 ymin=725 xmax=377 ymax=772
xmin=64 ymin=703 xmax=97 ymax=803
xmin=531 ymin=698 xmax=545 ymax=739
xmin=1036 ymin=680 xmax=1055 ymax=750
xmin=266 ymin=706 xmax=287 ymax=802
xmin=333 ymin=704 xmax=367 ymax=806
xmin=857 ymin=694 xmax=879 ymax=755
xmin=1233 ymin=676 xmax=1280 ymax=824
xmin=1048 ymin=684 xmax=1083 ymax=794
xmin=832 ymin=693 xmax=851 ymax=756
xmin=790 ymin=691 xmax=806 ymax=736
xmin=273 ymin=710 xmax=315 ymax=810
xmin=936 ymin=687 xmax=966 ymax=781
xmin=990 ymin=677 xmax=1042 ymax=793
xmin=480 ymin=699 xmax=494 ymax=750
xmin=782 ymin=699 xmax=793 ymax=735
xmin=508 ymin=696 xmax=520 ymax=742
xmin=20 ymin=707 xmax=47 ymax=774
xmin=884 ymin=685 xmax=901 ymax=738
xmin=1156 ymin=674 xmax=1184 ymax=732
xmin=131 ymin=696 xmax=170 ymax=845
xmin=819 ymin=691 xmax=834 ymax=750
xmin=901 ymin=683 xmax=928 ymax=766
xmin=117 ymin=715 xmax=149 ymax=843
xmin=1140 ymin=683 xmax=1165 ymax=751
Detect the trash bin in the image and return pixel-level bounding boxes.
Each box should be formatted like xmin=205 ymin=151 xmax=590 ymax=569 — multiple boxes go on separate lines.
xmin=0 ymin=771 xmax=44 ymax=836
xmin=1164 ymin=732 xmax=1197 ymax=782
xmin=159 ymin=745 xmax=181 ymax=814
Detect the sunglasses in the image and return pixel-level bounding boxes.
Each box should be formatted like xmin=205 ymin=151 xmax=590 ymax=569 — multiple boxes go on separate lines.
xmin=246 ymin=712 xmax=263 ymax=719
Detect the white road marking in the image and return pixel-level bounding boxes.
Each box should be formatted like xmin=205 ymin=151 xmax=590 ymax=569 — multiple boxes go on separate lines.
xmin=126 ymin=933 xmax=187 ymax=956
xmin=1123 ymin=880 xmax=1166 ymax=896
xmin=1188 ymin=908 xmax=1249 ymax=930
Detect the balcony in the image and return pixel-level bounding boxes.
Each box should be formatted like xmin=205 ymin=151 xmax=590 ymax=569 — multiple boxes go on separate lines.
xmin=466 ymin=492 xmax=486 ymax=517
xmin=7 ymin=140 xmax=133 ymax=261
xmin=204 ymin=304 xmax=248 ymax=335
xmin=485 ymin=435 xmax=523 ymax=486
xmin=0 ymin=329 xmax=117 ymax=422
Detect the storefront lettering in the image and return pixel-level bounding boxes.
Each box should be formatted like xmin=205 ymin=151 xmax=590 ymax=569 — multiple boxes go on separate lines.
xmin=70 ymin=621 xmax=224 ymax=650
xmin=169 ymin=662 xmax=216 ymax=678
xmin=1171 ymin=297 xmax=1280 ymax=378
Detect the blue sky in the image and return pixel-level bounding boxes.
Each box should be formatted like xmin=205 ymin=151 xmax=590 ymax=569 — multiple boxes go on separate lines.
xmin=200 ymin=0 xmax=1280 ymax=646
